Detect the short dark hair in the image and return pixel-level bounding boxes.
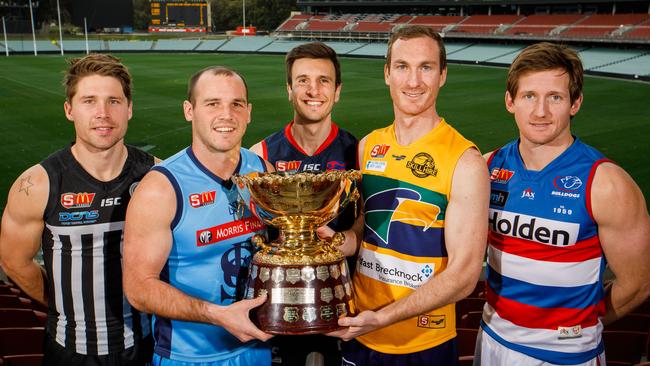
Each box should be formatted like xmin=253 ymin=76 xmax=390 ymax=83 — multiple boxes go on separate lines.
xmin=63 ymin=53 xmax=132 ymax=102
xmin=187 ymin=66 xmax=249 ymax=105
xmin=285 ymin=42 xmax=341 ymax=86
xmin=386 ymin=25 xmax=447 ymax=73
xmin=507 ymin=42 xmax=583 ymax=104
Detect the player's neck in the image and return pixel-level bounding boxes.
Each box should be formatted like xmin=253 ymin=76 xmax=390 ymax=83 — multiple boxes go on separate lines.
xmin=192 ymin=143 xmax=241 ymax=181
xmin=71 ymin=141 xmax=128 ymax=182
xmin=393 ymin=111 xmax=441 ymax=146
xmin=290 ymin=118 xmax=333 ymax=156
xmin=518 ymin=134 xmax=574 ymax=171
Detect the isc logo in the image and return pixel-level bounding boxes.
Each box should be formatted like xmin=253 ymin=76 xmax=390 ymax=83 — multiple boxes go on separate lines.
xmin=189 ymin=191 xmax=216 ymax=208
xmin=101 ymin=197 xmax=122 ymax=207
xmin=370 ymin=144 xmax=390 ymax=158
xmin=275 ymin=160 xmax=302 ymax=172
xmin=60 ymin=192 xmax=96 ymax=209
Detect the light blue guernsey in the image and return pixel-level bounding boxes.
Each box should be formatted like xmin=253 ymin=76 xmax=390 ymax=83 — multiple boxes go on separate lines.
xmin=150 ymin=146 xmax=269 ymax=363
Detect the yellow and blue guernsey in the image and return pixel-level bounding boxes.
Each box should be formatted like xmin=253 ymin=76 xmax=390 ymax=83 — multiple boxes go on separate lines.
xmin=355 ymin=119 xmax=476 ymax=354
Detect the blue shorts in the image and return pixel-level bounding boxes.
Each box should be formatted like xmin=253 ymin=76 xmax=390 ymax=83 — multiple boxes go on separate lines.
xmin=152 ymin=344 xmax=271 ymax=366
xmin=341 ymin=338 xmax=458 ymax=366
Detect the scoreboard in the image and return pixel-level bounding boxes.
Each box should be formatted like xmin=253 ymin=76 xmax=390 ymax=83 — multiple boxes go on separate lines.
xmin=149 ymin=0 xmax=210 ymax=32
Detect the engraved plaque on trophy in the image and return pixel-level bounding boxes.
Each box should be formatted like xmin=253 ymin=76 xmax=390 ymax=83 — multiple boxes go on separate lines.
xmin=232 ymin=170 xmax=361 ymax=335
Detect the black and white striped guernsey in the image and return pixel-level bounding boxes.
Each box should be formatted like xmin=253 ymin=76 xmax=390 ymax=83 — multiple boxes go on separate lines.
xmin=40 ymin=144 xmax=154 ymax=355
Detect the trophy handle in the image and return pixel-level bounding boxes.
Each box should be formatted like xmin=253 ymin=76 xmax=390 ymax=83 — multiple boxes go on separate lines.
xmin=236 ymin=199 xmax=246 ymax=220
xmin=330 ymin=231 xmax=346 ymax=247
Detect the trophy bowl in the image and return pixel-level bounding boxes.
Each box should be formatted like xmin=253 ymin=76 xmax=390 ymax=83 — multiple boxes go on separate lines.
xmin=232 ymin=170 xmax=361 ymax=335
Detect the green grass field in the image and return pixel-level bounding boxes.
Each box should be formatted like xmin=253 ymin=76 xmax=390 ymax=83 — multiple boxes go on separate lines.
xmin=1 ymin=53 xmax=649 ymax=210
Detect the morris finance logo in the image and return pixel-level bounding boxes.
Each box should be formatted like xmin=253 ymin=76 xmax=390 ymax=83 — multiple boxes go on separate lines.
xmin=489 ymin=209 xmax=579 ymax=246
xmin=60 ymin=192 xmax=96 ymax=209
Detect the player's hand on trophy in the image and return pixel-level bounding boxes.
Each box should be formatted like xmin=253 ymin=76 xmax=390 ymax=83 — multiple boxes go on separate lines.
xmin=325 ymin=310 xmax=384 ymax=341
xmin=207 ymin=294 xmax=274 ymax=342
xmin=316 ymin=226 xmax=357 ymax=257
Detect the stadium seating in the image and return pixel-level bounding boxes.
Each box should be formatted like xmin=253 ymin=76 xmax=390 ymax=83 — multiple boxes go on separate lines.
xmin=460 ymin=311 xmax=483 ymax=329
xmin=505 ymin=14 xmax=585 ymax=35
xmin=304 ymin=20 xmax=347 ymax=32
xmin=60 ymin=40 xmax=106 ymax=52
xmin=323 ymin=41 xmax=366 ymax=55
xmin=578 ymin=48 xmax=646 ymax=70
xmin=154 ymin=39 xmax=201 ymax=51
xmin=456 ymin=297 xmax=486 ymax=326
xmin=194 ymin=39 xmax=227 ymax=51
xmin=453 ymin=15 xmax=524 ymax=34
xmin=0 ymin=327 xmax=45 ymax=357
xmin=107 ymin=40 xmax=153 ymax=51
xmin=456 ymin=328 xmax=479 ymax=357
xmin=562 ymin=13 xmax=650 ymax=37
xmin=0 ymin=308 xmax=46 ymax=328
xmin=410 ymin=15 xmax=464 ymax=32
xmin=625 ymin=19 xmax=650 ymax=39
xmin=352 ymin=22 xmax=393 ymax=33
xmin=602 ymin=330 xmax=647 ymax=365
xmin=259 ymin=40 xmax=306 ymax=53
xmin=448 ymin=44 xmax=525 ymax=63
xmin=5 ymin=40 xmax=59 ymax=53
xmin=1 ymin=354 xmax=44 ymax=366
xmin=277 ymin=18 xmax=308 ymax=32
xmin=348 ymin=43 xmax=387 ymax=57
xmin=218 ymin=36 xmax=274 ymax=52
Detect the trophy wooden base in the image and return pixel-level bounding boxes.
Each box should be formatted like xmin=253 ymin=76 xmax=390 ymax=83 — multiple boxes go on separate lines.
xmin=246 ymin=255 xmax=355 ymax=335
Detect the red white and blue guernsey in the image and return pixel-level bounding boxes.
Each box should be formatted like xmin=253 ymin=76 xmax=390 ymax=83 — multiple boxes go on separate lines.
xmin=150 ymin=147 xmax=271 ymax=364
xmin=481 ymin=137 xmax=611 ymax=365
xmin=260 ymin=121 xmax=358 ymax=232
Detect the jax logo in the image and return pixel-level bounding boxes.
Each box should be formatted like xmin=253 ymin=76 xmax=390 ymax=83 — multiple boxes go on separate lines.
xmin=370 ymin=144 xmax=390 ymax=158
xmin=189 ymin=190 xmax=216 ymax=208
xmin=326 ymin=160 xmax=346 ymax=171
xmin=553 ymin=176 xmax=583 ymax=191
xmin=60 ymin=192 xmax=96 ymax=209
xmin=490 ymin=168 xmax=515 ymax=184
xmin=276 ymin=160 xmax=302 ymax=173
xmin=364 ymin=187 xmax=441 ymax=245
xmin=521 ymin=188 xmax=535 ymax=200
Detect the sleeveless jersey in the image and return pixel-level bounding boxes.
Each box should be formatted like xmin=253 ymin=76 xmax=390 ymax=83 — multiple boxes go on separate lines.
xmin=40 ymin=144 xmax=154 ymax=355
xmin=354 ymin=119 xmax=476 ymax=354
xmin=482 ymin=137 xmax=609 ymax=364
xmin=261 ymin=121 xmax=358 ymax=232
xmin=151 ymin=147 xmax=269 ymax=362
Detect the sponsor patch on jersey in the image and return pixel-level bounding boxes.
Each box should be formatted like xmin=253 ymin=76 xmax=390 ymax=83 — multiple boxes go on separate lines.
xmin=406 ymin=152 xmax=438 ymax=178
xmin=365 ymin=160 xmax=387 ymax=172
xmin=58 ymin=210 xmax=99 ymax=225
xmin=554 ymin=176 xmax=583 ymax=191
xmin=60 ymin=192 xmax=96 ymax=209
xmin=418 ymin=314 xmax=446 ymax=329
xmin=490 ymin=168 xmax=515 ymax=184
xmin=196 ymin=216 xmax=265 ymax=246
xmin=551 ymin=175 xmax=583 ymax=199
xmin=391 ymin=154 xmax=406 ymax=161
xmin=128 ymin=182 xmax=140 ymax=196
xmin=489 ymin=209 xmax=580 ymax=246
xmin=490 ymin=189 xmax=509 ymax=207
xmin=276 ymin=160 xmax=302 ymax=173
xmin=558 ymin=325 xmax=582 ymax=339
xmin=326 ymin=160 xmax=346 ymax=171
xmin=370 ymin=144 xmax=391 ymax=158
xmin=189 ymin=190 xmax=216 ymax=208
xmin=521 ymin=188 xmax=535 ymax=200
xmin=357 ymin=248 xmax=434 ymax=290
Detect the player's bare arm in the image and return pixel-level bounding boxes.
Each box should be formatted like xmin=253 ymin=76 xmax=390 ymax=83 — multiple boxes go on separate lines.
xmin=329 ymin=147 xmax=490 ymax=340
xmin=0 ymin=165 xmax=50 ymax=305
xmin=591 ymin=162 xmax=650 ymax=324
xmin=123 ymin=170 xmax=272 ymax=342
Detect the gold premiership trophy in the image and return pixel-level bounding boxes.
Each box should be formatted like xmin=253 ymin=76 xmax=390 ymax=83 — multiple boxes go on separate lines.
xmin=232 ymin=170 xmax=361 ymax=335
